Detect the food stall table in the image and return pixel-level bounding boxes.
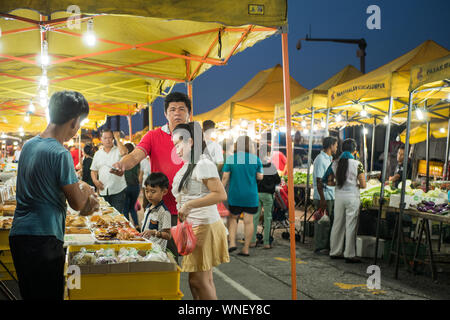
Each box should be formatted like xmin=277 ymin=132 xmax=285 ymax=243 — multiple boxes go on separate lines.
xmin=378 ymin=205 xmax=450 ymax=281
xmin=0 ymin=220 xmax=18 ymax=300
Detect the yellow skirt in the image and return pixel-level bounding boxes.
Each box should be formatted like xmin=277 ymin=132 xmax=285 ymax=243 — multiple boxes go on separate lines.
xmin=181 ymin=220 xmax=230 ymax=272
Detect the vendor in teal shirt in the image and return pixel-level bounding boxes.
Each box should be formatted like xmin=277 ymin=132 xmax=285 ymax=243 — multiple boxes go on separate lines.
xmin=9 ymin=91 xmax=99 ymax=300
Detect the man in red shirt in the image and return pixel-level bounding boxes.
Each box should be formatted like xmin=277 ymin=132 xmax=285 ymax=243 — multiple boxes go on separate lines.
xmin=111 ymin=92 xmax=190 ymax=259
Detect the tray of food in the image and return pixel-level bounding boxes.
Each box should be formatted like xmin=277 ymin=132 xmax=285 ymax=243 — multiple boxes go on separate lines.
xmin=0 ymin=217 xmax=13 ymax=229
xmin=65 ymin=227 xmax=92 ymax=234
xmin=0 ymin=204 xmax=16 ymax=216
xmin=66 ymin=216 xmax=88 ymax=228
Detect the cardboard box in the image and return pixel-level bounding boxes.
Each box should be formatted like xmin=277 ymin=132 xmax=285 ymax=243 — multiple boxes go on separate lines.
xmin=356 ymin=236 xmax=385 ymax=258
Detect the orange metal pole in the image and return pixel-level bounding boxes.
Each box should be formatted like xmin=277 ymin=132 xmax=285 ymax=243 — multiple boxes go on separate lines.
xmin=187 ymin=82 xmax=193 ymax=121
xmin=281 ymin=31 xmax=298 ymax=300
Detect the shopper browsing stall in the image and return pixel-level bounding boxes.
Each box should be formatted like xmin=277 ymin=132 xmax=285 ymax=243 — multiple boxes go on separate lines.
xmin=140 ymin=172 xmax=172 ymax=252
xmin=9 ymin=91 xmax=99 ymax=300
xmin=90 ymin=129 xmax=128 ymax=212
xmin=314 ymin=136 xmax=338 ymax=254
xmin=122 ymin=143 xmax=143 ymax=230
xmin=322 ymin=138 xmax=366 ymax=263
xmin=250 ymin=144 xmax=281 ymax=249
xmin=172 ymin=122 xmax=229 ymax=300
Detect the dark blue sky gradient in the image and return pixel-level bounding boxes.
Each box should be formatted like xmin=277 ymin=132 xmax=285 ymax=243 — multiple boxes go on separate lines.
xmin=117 ymin=0 xmax=450 ymax=133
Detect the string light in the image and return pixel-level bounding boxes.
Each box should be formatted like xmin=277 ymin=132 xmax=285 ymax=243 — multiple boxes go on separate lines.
xmin=303 ymin=129 xmax=309 ymax=134
xmin=28 ymin=100 xmax=35 ymax=113
xmin=24 ymin=114 xmax=30 ymax=123
xmin=383 ymin=115 xmax=389 ymax=124
xmin=240 ymin=120 xmax=248 ymax=128
xmin=336 ymin=114 xmax=342 ymax=122
xmin=39 ymin=69 xmax=48 ymax=87
xmin=360 ymin=107 xmax=367 ymax=117
xmin=40 ymin=40 xmax=50 ymax=67
xmin=301 ymin=120 xmax=306 ymax=127
xmin=320 ymin=119 xmax=326 ymax=128
xmin=440 ymin=128 xmax=446 ymax=133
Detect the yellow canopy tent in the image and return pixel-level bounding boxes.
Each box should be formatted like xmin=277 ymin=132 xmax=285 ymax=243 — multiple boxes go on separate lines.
xmin=400 ymin=121 xmax=448 ymax=144
xmin=273 ymin=64 xmax=363 ymax=129
xmin=328 ymin=40 xmax=449 ymax=120
xmin=0 ymin=0 xmax=285 ymax=133
xmin=401 ymin=54 xmax=450 ymax=145
xmin=193 ymin=64 xmax=308 ymax=125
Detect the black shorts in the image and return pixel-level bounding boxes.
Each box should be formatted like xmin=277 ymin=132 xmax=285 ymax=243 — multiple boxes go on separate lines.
xmin=229 ymin=205 xmax=259 ymax=215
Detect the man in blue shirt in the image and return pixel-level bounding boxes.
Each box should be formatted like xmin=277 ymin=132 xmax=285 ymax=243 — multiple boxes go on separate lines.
xmin=313 ymin=136 xmax=338 ymax=254
xmin=9 ymin=91 xmax=99 ymax=300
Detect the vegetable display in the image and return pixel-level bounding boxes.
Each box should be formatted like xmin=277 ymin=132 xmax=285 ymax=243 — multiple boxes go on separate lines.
xmin=283 ymin=172 xmax=310 ymax=185
xmin=413 ymin=201 xmax=450 ymax=215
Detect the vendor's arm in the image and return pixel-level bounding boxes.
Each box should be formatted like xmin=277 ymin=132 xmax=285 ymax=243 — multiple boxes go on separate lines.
xmin=63 ymin=181 xmax=99 ymax=215
xmin=389 ymin=173 xmax=401 ymax=182
xmin=222 ymin=171 xmax=230 ymax=187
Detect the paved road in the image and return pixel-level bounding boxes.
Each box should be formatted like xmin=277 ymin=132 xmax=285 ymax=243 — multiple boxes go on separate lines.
xmin=2 ymin=222 xmax=450 ymax=300
xmin=180 ymin=223 xmax=450 ymax=300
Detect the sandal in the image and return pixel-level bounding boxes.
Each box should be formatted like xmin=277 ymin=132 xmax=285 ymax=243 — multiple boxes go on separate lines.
xmin=238 ymin=252 xmax=250 ymax=257
xmin=228 ymin=246 xmax=237 ymax=253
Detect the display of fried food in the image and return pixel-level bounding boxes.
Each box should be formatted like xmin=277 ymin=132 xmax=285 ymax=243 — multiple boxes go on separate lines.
xmin=94 ymin=227 xmax=118 ymax=240
xmin=90 ymin=215 xmax=101 ymax=223
xmin=101 ymin=208 xmax=114 ymax=214
xmin=117 ymin=227 xmax=145 ymax=241
xmin=0 ymin=218 xmax=13 ymax=229
xmin=65 ymin=227 xmax=92 ymax=234
xmin=66 ymin=216 xmax=87 ymax=227
xmin=94 ymin=215 xmax=114 ymax=228
xmin=3 ymin=200 xmax=16 ymax=206
xmin=1 ymin=204 xmax=16 ymax=216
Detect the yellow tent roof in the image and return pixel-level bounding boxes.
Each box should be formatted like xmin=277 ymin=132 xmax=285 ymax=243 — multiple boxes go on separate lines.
xmin=0 ymin=1 xmax=286 ymax=133
xmin=193 ymin=64 xmax=308 ymax=125
xmin=410 ymin=54 xmax=450 ymax=98
xmin=400 ymin=121 xmax=449 ymax=144
xmin=274 ymin=64 xmax=363 ymax=121
xmin=328 ymin=40 xmax=449 ymax=111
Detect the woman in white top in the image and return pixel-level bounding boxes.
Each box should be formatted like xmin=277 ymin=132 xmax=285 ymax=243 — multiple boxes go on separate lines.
xmin=323 ymin=138 xmax=366 ymax=263
xmin=171 ymin=122 xmax=229 ymax=300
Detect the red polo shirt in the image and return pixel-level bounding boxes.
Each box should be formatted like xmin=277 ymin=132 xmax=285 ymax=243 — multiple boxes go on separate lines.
xmin=136 ymin=125 xmax=183 ymax=216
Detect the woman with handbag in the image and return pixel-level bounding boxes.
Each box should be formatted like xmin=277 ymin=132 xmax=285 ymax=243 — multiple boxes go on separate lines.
xmin=172 ymin=122 xmax=229 ymax=300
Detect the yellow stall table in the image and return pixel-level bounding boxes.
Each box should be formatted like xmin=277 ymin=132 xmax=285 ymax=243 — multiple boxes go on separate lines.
xmin=65 ymin=243 xmax=183 ymax=300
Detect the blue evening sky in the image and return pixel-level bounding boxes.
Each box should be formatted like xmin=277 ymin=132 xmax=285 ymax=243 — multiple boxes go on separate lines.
xmin=119 ymin=0 xmax=449 ymax=133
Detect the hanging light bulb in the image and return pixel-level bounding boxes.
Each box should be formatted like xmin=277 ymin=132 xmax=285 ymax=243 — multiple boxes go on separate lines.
xmin=40 ymin=70 xmax=48 ymax=87
xmin=83 ymin=19 xmax=96 ymax=47
xmin=440 ymin=127 xmax=446 ymax=134
xmin=240 ymin=120 xmax=248 ymax=128
xmin=24 ymin=113 xmax=30 ymax=123
xmin=256 ymin=119 xmax=262 ymax=124
xmin=301 ymin=120 xmax=306 ymax=127
xmin=279 ymin=126 xmax=286 ymax=133
xmin=303 ymin=129 xmax=309 ymax=135
xmin=336 ymin=114 xmax=342 ymax=122
xmin=363 ymin=128 xmax=369 ymax=135
xmin=40 ymin=40 xmax=50 ymax=67
xmin=360 ymin=108 xmax=368 ymax=117
xmin=320 ymin=119 xmax=326 ymax=128
xmin=28 ymin=100 xmax=35 ymax=113
xmin=383 ymin=115 xmax=389 ymax=124
xmin=416 ymin=108 xmax=424 ymax=120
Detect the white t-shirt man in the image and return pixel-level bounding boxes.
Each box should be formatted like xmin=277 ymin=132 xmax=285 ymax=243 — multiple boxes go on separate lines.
xmin=90 ymin=146 xmax=127 ymax=196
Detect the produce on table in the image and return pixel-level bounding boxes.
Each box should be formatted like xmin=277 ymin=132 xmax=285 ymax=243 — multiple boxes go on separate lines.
xmin=413 ymin=201 xmax=450 ymax=215
xmin=283 ymin=172 xmax=310 ymax=185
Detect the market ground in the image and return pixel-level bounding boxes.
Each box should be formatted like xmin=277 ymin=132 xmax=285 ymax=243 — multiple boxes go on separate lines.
xmin=2 ymin=210 xmax=450 ymax=300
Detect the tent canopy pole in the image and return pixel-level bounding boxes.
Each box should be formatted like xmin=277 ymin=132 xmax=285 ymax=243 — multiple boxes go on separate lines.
xmin=374 ymin=96 xmax=393 ymax=265
xmin=304 ymin=107 xmax=315 ymax=243
xmin=281 ymin=30 xmax=298 ymax=301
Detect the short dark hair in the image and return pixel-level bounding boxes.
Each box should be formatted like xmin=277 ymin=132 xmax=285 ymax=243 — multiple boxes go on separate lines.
xmin=202 ymin=120 xmax=215 ymax=132
xmin=323 ymin=136 xmax=338 ymax=150
xmin=234 ymin=136 xmax=254 ymax=154
xmin=101 ymin=129 xmax=113 ymax=137
xmin=398 ymin=144 xmax=405 ymax=151
xmin=48 ymin=91 xmax=89 ymax=125
xmin=164 ymin=92 xmax=191 ymax=114
xmin=125 ymin=143 xmax=134 ymax=154
xmin=83 ymin=144 xmax=94 ymax=157
xmin=144 ymin=172 xmax=169 ymax=190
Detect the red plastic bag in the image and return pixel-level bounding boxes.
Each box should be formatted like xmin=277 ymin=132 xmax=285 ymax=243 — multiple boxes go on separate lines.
xmin=170 ymin=220 xmax=197 ymax=256
xmin=217 ymin=202 xmax=230 ymax=217
xmin=313 ymin=207 xmax=327 ymax=221
xmin=135 ymin=200 xmax=141 ymax=212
